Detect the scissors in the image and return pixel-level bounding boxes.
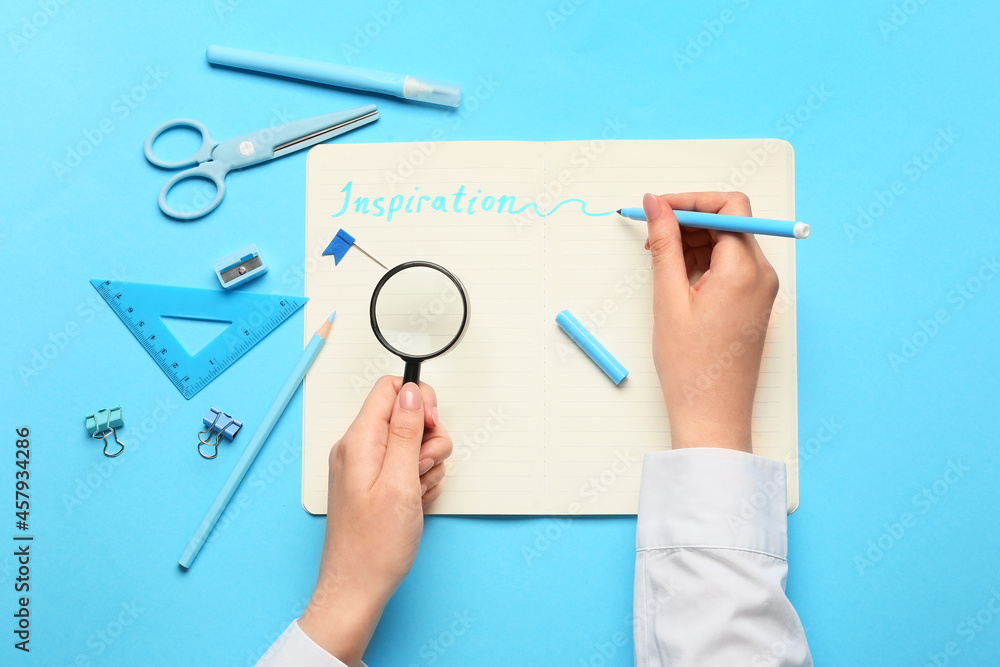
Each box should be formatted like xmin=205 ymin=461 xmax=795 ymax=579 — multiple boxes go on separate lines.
xmin=143 ymin=105 xmax=379 ymax=220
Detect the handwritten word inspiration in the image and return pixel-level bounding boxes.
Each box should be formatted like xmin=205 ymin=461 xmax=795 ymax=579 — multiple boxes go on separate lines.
xmin=330 ymin=180 xmax=612 ymax=222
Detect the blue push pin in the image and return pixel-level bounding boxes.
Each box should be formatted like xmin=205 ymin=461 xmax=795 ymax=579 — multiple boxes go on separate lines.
xmin=323 ymin=229 xmax=387 ymax=268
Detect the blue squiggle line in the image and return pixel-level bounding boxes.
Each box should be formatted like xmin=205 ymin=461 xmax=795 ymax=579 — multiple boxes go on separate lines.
xmin=512 ymin=198 xmax=615 ymax=217
xmin=511 ymin=201 xmax=542 ymax=216
xmin=545 ymin=198 xmax=614 ymax=217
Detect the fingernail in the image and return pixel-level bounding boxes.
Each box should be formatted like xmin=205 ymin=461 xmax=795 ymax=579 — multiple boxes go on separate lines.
xmin=431 ymin=406 xmax=439 ymax=427
xmin=643 ymin=193 xmax=661 ymax=219
xmin=419 ymin=458 xmax=434 ymax=475
xmin=420 ymin=483 xmax=427 ymax=495
xmin=400 ymin=382 xmax=421 ymax=410
xmin=644 ymin=237 xmax=650 ymax=250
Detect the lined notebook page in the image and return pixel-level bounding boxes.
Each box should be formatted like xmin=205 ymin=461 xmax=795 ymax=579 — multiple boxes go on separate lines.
xmin=303 ymin=142 xmax=549 ymax=514
xmin=541 ymin=140 xmax=797 ymax=512
xmin=303 ymin=140 xmax=797 ymax=515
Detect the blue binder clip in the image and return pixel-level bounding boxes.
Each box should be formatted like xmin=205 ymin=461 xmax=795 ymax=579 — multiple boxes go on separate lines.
xmin=198 ymin=407 xmax=243 ymax=459
xmin=213 ymin=244 xmax=267 ymax=289
xmin=85 ymin=405 xmax=125 ymax=457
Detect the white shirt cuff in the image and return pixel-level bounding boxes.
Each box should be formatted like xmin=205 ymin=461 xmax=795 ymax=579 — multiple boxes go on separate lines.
xmin=636 ymin=448 xmax=788 ymax=560
xmin=255 ymin=619 xmax=365 ymax=667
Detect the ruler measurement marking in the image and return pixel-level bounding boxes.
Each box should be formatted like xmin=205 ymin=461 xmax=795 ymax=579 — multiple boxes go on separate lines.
xmin=92 ymin=282 xmax=307 ymax=399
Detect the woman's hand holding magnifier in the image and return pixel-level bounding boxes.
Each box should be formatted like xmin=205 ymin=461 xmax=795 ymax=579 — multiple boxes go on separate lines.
xmin=299 ymin=377 xmax=452 ymax=666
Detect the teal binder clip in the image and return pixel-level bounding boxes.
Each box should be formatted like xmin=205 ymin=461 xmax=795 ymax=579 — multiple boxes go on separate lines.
xmin=85 ymin=405 xmax=125 ymax=457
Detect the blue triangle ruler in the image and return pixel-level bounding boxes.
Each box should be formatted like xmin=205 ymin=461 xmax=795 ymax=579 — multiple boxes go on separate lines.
xmin=91 ymin=279 xmax=307 ymax=400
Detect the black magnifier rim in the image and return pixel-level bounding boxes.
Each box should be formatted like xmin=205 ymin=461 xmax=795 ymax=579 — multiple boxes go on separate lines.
xmin=369 ymin=260 xmax=470 ymax=363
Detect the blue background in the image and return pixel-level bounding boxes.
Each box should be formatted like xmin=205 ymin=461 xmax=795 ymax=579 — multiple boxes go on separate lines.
xmin=2 ymin=0 xmax=999 ymax=665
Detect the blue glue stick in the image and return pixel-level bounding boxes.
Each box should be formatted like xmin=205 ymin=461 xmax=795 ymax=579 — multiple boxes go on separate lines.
xmin=555 ymin=310 xmax=629 ymax=385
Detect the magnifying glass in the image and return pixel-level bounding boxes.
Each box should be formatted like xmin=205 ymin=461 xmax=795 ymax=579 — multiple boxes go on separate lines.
xmin=369 ymin=261 xmax=470 ymax=385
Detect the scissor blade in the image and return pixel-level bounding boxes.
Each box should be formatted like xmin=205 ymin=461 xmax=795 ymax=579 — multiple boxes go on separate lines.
xmin=269 ymin=105 xmax=379 ymax=159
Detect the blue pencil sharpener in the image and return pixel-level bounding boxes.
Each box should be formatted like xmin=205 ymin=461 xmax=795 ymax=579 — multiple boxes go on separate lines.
xmin=214 ymin=244 xmax=267 ymax=289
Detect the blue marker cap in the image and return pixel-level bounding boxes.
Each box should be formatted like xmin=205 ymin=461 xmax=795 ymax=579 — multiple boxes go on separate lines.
xmin=555 ymin=310 xmax=629 ymax=385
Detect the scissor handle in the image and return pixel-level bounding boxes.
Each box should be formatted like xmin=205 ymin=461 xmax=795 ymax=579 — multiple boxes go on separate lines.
xmin=144 ymin=119 xmax=217 ymax=169
xmin=157 ymin=162 xmax=228 ymax=220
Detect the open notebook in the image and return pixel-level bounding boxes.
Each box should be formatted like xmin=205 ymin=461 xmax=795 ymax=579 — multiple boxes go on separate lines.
xmin=302 ymin=140 xmax=798 ymax=515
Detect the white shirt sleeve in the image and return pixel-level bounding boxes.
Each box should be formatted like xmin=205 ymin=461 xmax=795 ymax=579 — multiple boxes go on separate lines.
xmin=255 ymin=619 xmax=366 ymax=667
xmin=634 ymin=448 xmax=812 ymax=667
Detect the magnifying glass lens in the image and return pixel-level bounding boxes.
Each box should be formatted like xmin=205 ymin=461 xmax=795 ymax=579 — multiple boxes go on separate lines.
xmin=373 ymin=265 xmax=467 ymax=358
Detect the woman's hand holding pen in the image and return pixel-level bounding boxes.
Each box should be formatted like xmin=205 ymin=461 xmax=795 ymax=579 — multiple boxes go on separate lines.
xmin=644 ymin=192 xmax=780 ymax=453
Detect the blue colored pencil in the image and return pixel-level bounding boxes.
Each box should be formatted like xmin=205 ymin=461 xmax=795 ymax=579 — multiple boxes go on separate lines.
xmin=617 ymin=207 xmax=810 ymax=239
xmin=179 ymin=311 xmax=336 ymax=568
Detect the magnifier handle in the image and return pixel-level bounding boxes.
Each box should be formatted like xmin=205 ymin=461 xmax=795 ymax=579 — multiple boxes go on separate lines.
xmin=403 ymin=360 xmax=421 ymax=386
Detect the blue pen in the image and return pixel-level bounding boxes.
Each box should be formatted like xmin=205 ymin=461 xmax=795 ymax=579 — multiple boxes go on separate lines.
xmin=207 ymin=45 xmax=461 ymax=108
xmin=617 ymin=207 xmax=810 ymax=239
